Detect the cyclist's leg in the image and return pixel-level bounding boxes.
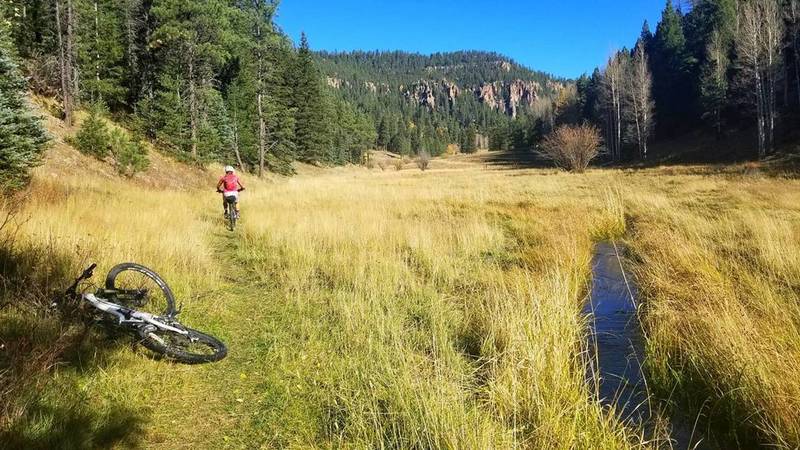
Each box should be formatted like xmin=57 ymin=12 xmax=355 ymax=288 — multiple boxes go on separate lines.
xmin=222 ymin=195 xmax=228 ymax=216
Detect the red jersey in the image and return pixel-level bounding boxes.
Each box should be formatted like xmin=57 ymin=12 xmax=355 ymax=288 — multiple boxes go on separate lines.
xmin=219 ymin=173 xmax=240 ymax=193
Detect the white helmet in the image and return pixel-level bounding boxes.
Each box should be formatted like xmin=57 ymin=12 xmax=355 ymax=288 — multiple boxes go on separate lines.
xmin=224 ymin=165 xmax=235 ymax=173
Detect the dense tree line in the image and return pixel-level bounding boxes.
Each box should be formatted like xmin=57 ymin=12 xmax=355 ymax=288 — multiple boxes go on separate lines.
xmin=316 ymin=50 xmax=560 ymax=87
xmin=316 ymin=50 xmax=564 ymax=156
xmin=577 ymin=0 xmax=800 ymax=161
xmin=1 ymin=0 xmax=373 ymax=175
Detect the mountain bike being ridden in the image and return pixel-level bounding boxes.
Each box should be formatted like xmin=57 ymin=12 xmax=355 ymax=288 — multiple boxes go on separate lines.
xmin=217 ymin=166 xmax=245 ymax=224
xmin=56 ymin=263 xmax=227 ymax=364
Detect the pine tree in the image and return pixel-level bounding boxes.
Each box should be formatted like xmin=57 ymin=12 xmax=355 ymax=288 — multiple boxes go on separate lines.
xmin=74 ymin=0 xmax=127 ymax=107
xmin=376 ymin=116 xmax=390 ymax=149
xmin=651 ymin=0 xmax=694 ymax=135
xmin=74 ymin=102 xmax=111 ymax=157
xmin=292 ymin=33 xmax=330 ymax=163
xmin=462 ymin=123 xmax=477 ymax=153
xmin=0 ymin=19 xmax=48 ymax=190
xmin=149 ymin=0 xmax=234 ymax=160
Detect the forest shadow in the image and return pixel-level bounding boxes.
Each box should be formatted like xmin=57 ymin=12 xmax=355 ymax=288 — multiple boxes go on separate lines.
xmin=472 ymin=148 xmax=553 ymax=169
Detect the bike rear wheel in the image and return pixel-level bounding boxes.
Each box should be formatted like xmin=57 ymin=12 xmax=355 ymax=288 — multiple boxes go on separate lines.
xmin=225 ymin=199 xmax=237 ymax=231
xmin=137 ymin=324 xmax=227 ymax=364
xmin=104 ymin=263 xmax=176 ymax=317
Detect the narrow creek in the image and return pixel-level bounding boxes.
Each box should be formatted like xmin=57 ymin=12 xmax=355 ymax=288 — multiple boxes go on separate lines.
xmin=584 ymin=242 xmax=710 ymax=450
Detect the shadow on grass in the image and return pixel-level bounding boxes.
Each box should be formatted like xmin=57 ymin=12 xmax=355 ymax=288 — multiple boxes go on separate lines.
xmin=0 ymin=401 xmax=146 ymax=450
xmin=468 ymin=148 xmax=553 ymax=170
xmin=0 ymin=231 xmax=148 ymax=449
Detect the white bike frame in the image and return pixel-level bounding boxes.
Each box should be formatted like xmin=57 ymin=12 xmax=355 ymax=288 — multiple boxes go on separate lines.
xmin=82 ymin=293 xmax=188 ymax=335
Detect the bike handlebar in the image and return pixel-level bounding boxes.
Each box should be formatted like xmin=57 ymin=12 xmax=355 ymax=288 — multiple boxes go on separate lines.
xmin=63 ymin=263 xmax=97 ymax=298
xmin=82 ymin=263 xmax=97 ymax=279
xmin=55 ymin=263 xmax=97 ymax=308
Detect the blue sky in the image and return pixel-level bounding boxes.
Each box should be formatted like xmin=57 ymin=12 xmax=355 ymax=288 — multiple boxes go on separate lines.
xmin=274 ymin=1 xmax=665 ymax=78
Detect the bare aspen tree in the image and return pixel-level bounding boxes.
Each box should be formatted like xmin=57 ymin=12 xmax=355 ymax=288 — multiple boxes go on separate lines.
xmin=625 ymin=41 xmax=655 ymax=159
xmin=763 ymin=0 xmax=781 ymax=154
xmin=601 ymin=52 xmax=628 ymax=161
xmin=736 ymin=0 xmax=783 ymax=158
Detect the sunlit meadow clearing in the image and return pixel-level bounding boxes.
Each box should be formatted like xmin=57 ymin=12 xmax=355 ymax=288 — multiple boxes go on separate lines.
xmin=2 ymin=154 xmax=798 ymax=449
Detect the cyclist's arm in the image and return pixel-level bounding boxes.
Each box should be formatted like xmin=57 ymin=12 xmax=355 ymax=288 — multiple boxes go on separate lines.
xmin=237 ymin=180 xmax=245 ymax=191
xmin=216 ymin=179 xmax=224 ymax=190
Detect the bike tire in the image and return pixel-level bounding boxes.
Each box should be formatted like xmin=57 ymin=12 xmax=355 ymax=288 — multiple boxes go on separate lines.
xmin=137 ymin=325 xmax=228 ymax=364
xmin=105 ymin=263 xmax=177 ymax=317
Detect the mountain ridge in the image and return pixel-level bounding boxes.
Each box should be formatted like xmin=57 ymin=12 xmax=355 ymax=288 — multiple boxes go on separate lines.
xmin=314 ymin=50 xmax=567 ymax=153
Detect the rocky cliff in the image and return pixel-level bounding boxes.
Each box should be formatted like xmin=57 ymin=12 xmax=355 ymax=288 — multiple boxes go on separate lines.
xmin=314 ymin=50 xmax=565 ymax=133
xmin=400 ymin=78 xmax=554 ymax=118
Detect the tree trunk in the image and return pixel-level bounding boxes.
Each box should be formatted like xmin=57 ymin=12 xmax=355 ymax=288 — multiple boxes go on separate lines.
xmin=66 ymin=0 xmax=77 ymax=107
xmin=94 ymin=0 xmax=100 ymax=94
xmin=255 ymin=9 xmax=267 ymax=177
xmin=795 ymin=53 xmax=800 ymax=109
xmin=766 ymin=28 xmax=775 ymax=154
xmin=614 ymin=89 xmax=622 ymax=161
xmin=231 ymin=107 xmax=245 ymax=171
xmin=642 ymin=108 xmax=649 ymax=160
xmin=188 ymin=56 xmax=198 ymax=160
xmin=257 ymin=92 xmax=266 ymax=177
xmin=55 ymin=0 xmax=72 ymax=126
xmin=756 ymin=72 xmax=766 ymax=159
xmin=634 ymin=116 xmax=642 ymax=159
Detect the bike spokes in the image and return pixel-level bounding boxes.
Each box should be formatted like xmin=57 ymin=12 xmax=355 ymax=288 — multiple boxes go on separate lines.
xmin=107 ymin=270 xmax=173 ymax=317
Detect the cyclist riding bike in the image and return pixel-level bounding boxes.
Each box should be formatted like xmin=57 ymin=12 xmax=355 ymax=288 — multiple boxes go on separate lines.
xmin=217 ymin=166 xmax=245 ymax=218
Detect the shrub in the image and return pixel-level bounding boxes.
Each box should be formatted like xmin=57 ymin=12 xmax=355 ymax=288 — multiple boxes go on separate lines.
xmin=416 ymin=150 xmax=431 ymax=171
xmin=540 ymin=124 xmax=601 ymax=173
xmin=73 ymin=104 xmax=110 ymax=158
xmin=377 ymin=160 xmax=387 ymax=171
xmin=393 ymin=158 xmax=404 ymax=171
xmin=109 ymin=129 xmax=149 ymax=176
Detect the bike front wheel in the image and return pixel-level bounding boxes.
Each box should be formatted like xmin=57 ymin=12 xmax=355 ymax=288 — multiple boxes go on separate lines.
xmin=137 ymin=324 xmax=227 ymax=364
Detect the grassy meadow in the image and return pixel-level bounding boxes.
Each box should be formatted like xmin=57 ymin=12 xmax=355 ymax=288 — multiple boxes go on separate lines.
xmin=1 ymin=147 xmax=799 ymax=449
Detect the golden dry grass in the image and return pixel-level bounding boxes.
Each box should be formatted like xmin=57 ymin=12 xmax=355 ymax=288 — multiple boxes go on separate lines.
xmin=625 ymin=171 xmax=800 ymax=447
xmin=1 ymin=142 xmax=799 ymax=449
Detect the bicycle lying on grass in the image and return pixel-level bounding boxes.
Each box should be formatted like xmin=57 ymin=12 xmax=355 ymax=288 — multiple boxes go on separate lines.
xmin=56 ymin=262 xmax=227 ymax=364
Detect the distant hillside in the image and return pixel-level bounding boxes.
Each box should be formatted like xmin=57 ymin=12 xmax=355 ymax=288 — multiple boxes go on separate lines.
xmin=315 ymin=51 xmax=567 ymax=155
